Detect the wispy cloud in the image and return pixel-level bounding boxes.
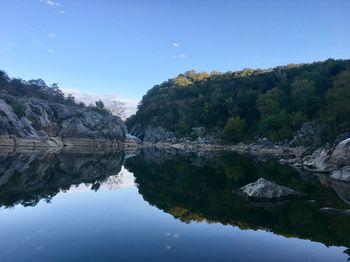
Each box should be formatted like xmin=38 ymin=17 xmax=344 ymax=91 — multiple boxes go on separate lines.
xmin=32 ymin=39 xmax=42 ymax=46
xmin=172 ymin=43 xmax=179 ymax=48
xmin=48 ymin=33 xmax=56 ymax=38
xmin=48 ymin=49 xmax=55 ymax=54
xmin=7 ymin=42 xmax=13 ymax=46
xmin=179 ymin=54 xmax=187 ymax=59
xmin=172 ymin=55 xmax=177 ymax=59
xmin=43 ymin=0 xmax=63 ymax=12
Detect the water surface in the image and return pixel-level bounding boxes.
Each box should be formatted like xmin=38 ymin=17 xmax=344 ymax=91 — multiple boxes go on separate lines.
xmin=0 ymin=148 xmax=349 ymax=261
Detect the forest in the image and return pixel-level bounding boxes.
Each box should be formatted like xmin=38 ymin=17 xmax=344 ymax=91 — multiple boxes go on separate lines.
xmin=126 ymin=59 xmax=350 ymax=143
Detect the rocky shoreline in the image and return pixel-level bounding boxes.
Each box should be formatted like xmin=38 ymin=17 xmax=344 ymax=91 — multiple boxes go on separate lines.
xmin=141 ymin=137 xmax=350 ymax=183
xmin=0 ymin=135 xmax=139 ymax=149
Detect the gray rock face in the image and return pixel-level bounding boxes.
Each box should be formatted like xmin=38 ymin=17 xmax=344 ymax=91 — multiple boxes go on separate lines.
xmin=0 ymin=94 xmax=127 ymax=146
xmin=240 ymin=178 xmax=303 ymax=200
xmin=0 ymin=99 xmax=38 ymax=138
xmin=331 ymin=166 xmax=350 ymax=182
xmin=289 ymin=121 xmax=323 ymax=147
xmin=142 ymin=126 xmax=176 ymax=143
xmin=302 ymin=146 xmax=333 ymax=172
xmin=330 ymin=138 xmax=350 ymax=166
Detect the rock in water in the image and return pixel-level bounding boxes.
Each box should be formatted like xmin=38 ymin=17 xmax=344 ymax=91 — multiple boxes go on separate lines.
xmin=240 ymin=178 xmax=303 ymax=201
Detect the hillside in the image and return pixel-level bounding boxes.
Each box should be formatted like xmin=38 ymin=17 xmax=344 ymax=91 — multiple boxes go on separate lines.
xmin=126 ymin=59 xmax=350 ymax=145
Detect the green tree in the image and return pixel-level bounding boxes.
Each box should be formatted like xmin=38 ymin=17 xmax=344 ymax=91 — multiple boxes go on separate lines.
xmin=224 ymin=116 xmax=246 ymax=141
xmin=326 ymin=70 xmax=350 ymax=131
xmin=257 ymin=88 xmax=284 ymax=116
xmin=291 ymin=79 xmax=319 ymax=117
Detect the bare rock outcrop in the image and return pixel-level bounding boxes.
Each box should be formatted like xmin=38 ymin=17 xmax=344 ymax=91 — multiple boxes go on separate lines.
xmin=0 ymin=93 xmax=127 ymax=147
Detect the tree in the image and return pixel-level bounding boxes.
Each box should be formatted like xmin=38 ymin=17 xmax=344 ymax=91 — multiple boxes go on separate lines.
xmin=257 ymin=88 xmax=284 ymax=116
xmin=224 ymin=116 xmax=246 ymax=141
xmin=66 ymin=94 xmax=76 ymax=104
xmin=95 ymin=100 xmax=105 ymax=109
xmin=326 ymin=70 xmax=350 ymax=132
xmin=291 ymin=79 xmax=319 ymax=117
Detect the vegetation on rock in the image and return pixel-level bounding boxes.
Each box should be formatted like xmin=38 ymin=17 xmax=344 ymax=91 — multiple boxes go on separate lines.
xmin=126 ymin=59 xmax=350 ymax=143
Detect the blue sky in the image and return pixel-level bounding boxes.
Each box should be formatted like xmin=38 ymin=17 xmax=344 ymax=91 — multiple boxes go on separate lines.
xmin=0 ymin=0 xmax=349 ymax=101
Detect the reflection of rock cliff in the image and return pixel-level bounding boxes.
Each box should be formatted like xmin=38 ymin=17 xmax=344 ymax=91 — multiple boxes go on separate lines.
xmin=0 ymin=149 xmax=125 ymax=207
xmin=125 ymin=149 xmax=350 ymax=250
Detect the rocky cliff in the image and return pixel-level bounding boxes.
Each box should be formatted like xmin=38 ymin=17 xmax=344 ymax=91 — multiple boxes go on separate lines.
xmin=0 ymin=91 xmax=127 ymax=147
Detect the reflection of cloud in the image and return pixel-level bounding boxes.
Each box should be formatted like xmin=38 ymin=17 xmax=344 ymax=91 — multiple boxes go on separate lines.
xmin=66 ymin=166 xmax=135 ymax=193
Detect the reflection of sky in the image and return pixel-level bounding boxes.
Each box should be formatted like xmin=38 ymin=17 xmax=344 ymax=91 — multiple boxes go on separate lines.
xmin=66 ymin=166 xmax=135 ymax=193
xmin=0 ymin=167 xmax=347 ymax=261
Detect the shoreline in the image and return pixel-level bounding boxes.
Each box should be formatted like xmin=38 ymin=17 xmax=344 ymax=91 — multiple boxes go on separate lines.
xmin=2 ymin=137 xmax=350 ymax=177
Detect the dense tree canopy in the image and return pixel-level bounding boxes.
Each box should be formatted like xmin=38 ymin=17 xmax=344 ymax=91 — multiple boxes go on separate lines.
xmin=126 ymin=59 xmax=350 ymax=142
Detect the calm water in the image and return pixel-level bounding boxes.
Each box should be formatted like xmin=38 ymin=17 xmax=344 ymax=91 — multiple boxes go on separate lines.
xmin=0 ymin=148 xmax=349 ymax=261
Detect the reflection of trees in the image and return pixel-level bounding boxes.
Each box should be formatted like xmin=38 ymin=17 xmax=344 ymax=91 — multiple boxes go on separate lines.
xmin=0 ymin=150 xmax=125 ymax=207
xmin=125 ymin=149 xmax=350 ymax=250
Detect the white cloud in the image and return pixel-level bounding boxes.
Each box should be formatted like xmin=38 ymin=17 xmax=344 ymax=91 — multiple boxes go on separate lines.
xmin=7 ymin=42 xmax=13 ymax=46
xmin=172 ymin=55 xmax=177 ymax=59
xmin=172 ymin=43 xmax=179 ymax=48
xmin=45 ymin=1 xmax=61 ymax=8
xmin=59 ymin=10 xmax=65 ymax=14
xmin=32 ymin=39 xmax=42 ymax=46
xmin=48 ymin=33 xmax=56 ymax=38
xmin=179 ymin=54 xmax=187 ymax=59
xmin=61 ymin=88 xmax=138 ymax=120
xmin=48 ymin=49 xmax=55 ymax=54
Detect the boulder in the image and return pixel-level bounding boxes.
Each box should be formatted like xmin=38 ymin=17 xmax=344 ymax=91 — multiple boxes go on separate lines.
xmin=330 ymin=138 xmax=350 ymax=166
xmin=240 ymin=178 xmax=304 ymax=201
xmin=302 ymin=146 xmax=333 ymax=172
xmin=330 ymin=166 xmax=350 ymax=182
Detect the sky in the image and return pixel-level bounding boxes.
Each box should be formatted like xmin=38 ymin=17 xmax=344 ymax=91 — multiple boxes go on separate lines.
xmin=0 ymin=0 xmax=349 ymax=101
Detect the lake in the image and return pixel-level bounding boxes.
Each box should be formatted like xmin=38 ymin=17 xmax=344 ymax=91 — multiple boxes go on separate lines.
xmin=0 ymin=147 xmax=349 ymax=261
